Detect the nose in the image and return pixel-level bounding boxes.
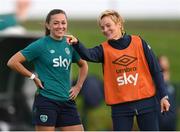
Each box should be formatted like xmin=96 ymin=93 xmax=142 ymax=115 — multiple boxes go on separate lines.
xmin=57 ymin=23 xmax=64 ymax=29
xmin=102 ymin=27 xmax=108 ymax=34
xmin=58 ymin=24 xmax=63 ymax=28
xmin=103 ymin=27 xmax=108 ymax=32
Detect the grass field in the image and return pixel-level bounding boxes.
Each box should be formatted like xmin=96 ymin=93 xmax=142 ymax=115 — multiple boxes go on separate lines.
xmin=22 ymin=19 xmax=180 ymax=82
xmin=22 ymin=19 xmax=180 ymax=130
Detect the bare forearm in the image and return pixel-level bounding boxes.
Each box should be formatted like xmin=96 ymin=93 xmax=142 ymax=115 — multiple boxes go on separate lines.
xmin=7 ymin=52 xmax=33 ymax=78
xmin=9 ymin=62 xmax=32 ymax=77
xmin=76 ymin=61 xmax=88 ymax=90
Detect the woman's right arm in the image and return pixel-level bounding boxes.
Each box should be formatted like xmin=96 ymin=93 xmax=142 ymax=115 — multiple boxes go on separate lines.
xmin=7 ymin=51 xmax=32 ymax=77
xmin=65 ymin=35 xmax=104 ymax=63
xmin=7 ymin=51 xmax=44 ymax=88
xmin=73 ymin=42 xmax=104 ymax=63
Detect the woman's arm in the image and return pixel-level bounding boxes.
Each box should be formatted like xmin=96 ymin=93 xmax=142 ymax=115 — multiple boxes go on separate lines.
xmin=7 ymin=51 xmax=44 ymax=88
xmin=69 ymin=59 xmax=88 ymax=100
xmin=141 ymin=39 xmax=170 ymax=112
xmin=7 ymin=51 xmax=32 ymax=77
xmin=73 ymin=42 xmax=104 ymax=63
xmin=65 ymin=35 xmax=104 ymax=63
xmin=141 ymin=39 xmax=167 ymax=98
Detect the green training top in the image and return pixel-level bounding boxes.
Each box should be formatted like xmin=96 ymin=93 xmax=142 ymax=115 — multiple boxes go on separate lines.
xmin=21 ymin=35 xmax=80 ymax=101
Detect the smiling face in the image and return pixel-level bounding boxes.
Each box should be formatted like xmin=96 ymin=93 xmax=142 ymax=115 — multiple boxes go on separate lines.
xmin=46 ymin=13 xmax=67 ymax=40
xmin=100 ymin=16 xmax=121 ymax=40
xmin=98 ymin=10 xmax=124 ymax=40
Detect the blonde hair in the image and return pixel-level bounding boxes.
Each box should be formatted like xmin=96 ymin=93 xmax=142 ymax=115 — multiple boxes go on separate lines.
xmin=98 ymin=10 xmax=125 ymax=35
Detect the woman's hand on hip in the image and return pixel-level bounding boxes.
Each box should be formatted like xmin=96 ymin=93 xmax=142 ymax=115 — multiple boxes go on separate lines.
xmin=69 ymin=85 xmax=81 ymax=100
xmin=34 ymin=77 xmax=44 ymax=89
xmin=160 ymin=96 xmax=170 ymax=113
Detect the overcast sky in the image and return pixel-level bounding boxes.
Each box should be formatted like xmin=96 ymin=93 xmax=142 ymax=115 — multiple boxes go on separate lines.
xmin=1 ymin=0 xmax=180 ymax=20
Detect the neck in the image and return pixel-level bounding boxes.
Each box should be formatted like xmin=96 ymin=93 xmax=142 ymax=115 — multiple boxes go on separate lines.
xmin=50 ymin=35 xmax=63 ymax=40
xmin=111 ymin=33 xmax=123 ymax=40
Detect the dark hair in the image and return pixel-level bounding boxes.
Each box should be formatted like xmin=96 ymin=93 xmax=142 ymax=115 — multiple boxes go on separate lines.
xmin=45 ymin=9 xmax=67 ymax=35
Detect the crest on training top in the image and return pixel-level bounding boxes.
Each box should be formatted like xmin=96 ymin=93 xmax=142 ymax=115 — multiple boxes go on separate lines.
xmin=40 ymin=115 xmax=48 ymax=123
xmin=65 ymin=47 xmax=70 ymax=55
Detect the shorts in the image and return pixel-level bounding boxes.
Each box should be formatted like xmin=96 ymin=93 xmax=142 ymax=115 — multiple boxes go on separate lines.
xmin=32 ymin=94 xmax=81 ymax=127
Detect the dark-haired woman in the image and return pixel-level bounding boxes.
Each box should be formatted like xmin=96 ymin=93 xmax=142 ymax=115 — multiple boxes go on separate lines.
xmin=7 ymin=9 xmax=88 ymax=131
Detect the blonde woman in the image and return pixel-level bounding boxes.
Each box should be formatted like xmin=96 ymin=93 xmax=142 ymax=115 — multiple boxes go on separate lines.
xmin=66 ymin=10 xmax=170 ymax=131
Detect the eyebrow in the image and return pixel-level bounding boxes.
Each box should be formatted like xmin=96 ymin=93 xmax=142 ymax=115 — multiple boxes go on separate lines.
xmin=53 ymin=19 xmax=66 ymax=22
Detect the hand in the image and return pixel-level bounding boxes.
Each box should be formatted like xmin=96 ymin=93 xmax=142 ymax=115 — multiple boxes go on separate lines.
xmin=69 ymin=85 xmax=81 ymax=100
xmin=64 ymin=35 xmax=78 ymax=45
xmin=34 ymin=77 xmax=44 ymax=89
xmin=160 ymin=96 xmax=170 ymax=113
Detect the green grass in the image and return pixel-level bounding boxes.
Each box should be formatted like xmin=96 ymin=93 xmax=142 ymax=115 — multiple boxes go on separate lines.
xmin=22 ymin=20 xmax=180 ymax=82
xmin=22 ymin=19 xmax=180 ymax=130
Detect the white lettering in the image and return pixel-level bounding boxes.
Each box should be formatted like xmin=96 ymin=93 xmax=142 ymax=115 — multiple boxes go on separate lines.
xmin=117 ymin=76 xmax=124 ymax=86
xmin=53 ymin=56 xmax=71 ymax=70
xmin=117 ymin=73 xmax=139 ymax=86
xmin=53 ymin=58 xmax=59 ymax=67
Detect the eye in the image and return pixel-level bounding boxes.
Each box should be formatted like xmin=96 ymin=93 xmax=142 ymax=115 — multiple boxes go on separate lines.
xmin=53 ymin=21 xmax=59 ymax=25
xmin=100 ymin=26 xmax=105 ymax=30
xmin=106 ymin=24 xmax=111 ymax=28
xmin=61 ymin=21 xmax=67 ymax=25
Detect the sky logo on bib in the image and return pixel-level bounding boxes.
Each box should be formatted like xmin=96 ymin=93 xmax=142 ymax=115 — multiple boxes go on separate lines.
xmin=117 ymin=72 xmax=138 ymax=86
xmin=40 ymin=115 xmax=48 ymax=123
xmin=53 ymin=56 xmax=71 ymax=70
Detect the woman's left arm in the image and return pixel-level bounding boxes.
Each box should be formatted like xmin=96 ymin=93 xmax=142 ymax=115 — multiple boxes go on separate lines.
xmin=69 ymin=59 xmax=88 ymax=100
xmin=141 ymin=38 xmax=170 ymax=112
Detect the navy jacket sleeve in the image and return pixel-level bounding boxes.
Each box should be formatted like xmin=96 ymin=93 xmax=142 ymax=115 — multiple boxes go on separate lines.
xmin=141 ymin=38 xmax=168 ymax=99
xmin=72 ymin=41 xmax=104 ymax=63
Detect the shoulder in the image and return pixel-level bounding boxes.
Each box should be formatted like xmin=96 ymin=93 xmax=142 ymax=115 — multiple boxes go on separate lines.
xmin=23 ymin=36 xmax=47 ymax=52
xmin=32 ymin=36 xmax=47 ymax=46
xmin=137 ymin=36 xmax=152 ymax=51
xmin=130 ymin=35 xmax=151 ymax=49
xmin=37 ymin=36 xmax=49 ymax=44
xmin=130 ymin=34 xmax=142 ymax=42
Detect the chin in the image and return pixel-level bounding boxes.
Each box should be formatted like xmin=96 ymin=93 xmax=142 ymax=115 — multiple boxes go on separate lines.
xmin=105 ymin=35 xmax=111 ymax=39
xmin=107 ymin=37 xmax=114 ymax=40
xmin=56 ymin=32 xmax=65 ymax=36
xmin=56 ymin=34 xmax=64 ymax=38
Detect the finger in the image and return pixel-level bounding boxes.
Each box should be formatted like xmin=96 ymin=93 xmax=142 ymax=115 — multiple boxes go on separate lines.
xmin=64 ymin=34 xmax=73 ymax=39
xmin=69 ymin=94 xmax=75 ymax=100
xmin=74 ymin=95 xmax=77 ymax=99
xmin=165 ymin=106 xmax=169 ymax=112
xmin=35 ymin=79 xmax=44 ymax=89
xmin=161 ymin=104 xmax=164 ymax=113
xmin=69 ymin=95 xmax=73 ymax=100
xmin=64 ymin=34 xmax=71 ymax=37
xmin=64 ymin=35 xmax=77 ymax=42
xmin=38 ymin=83 xmax=44 ymax=89
xmin=69 ymin=88 xmax=73 ymax=93
xmin=69 ymin=90 xmax=74 ymax=98
xmin=38 ymin=80 xmax=44 ymax=88
xmin=69 ymin=92 xmax=74 ymax=98
xmin=66 ymin=37 xmax=71 ymax=44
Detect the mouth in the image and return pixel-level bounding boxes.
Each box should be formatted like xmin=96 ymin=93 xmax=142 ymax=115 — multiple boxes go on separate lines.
xmin=105 ymin=33 xmax=112 ymax=39
xmin=56 ymin=30 xmax=65 ymax=35
xmin=104 ymin=31 xmax=112 ymax=37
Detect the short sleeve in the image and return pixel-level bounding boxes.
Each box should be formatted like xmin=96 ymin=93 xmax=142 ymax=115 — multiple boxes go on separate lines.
xmin=20 ymin=39 xmax=43 ymax=62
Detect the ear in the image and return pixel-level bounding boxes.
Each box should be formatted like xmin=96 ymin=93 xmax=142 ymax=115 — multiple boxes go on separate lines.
xmin=45 ymin=23 xmax=50 ymax=30
xmin=117 ymin=22 xmax=121 ymax=28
